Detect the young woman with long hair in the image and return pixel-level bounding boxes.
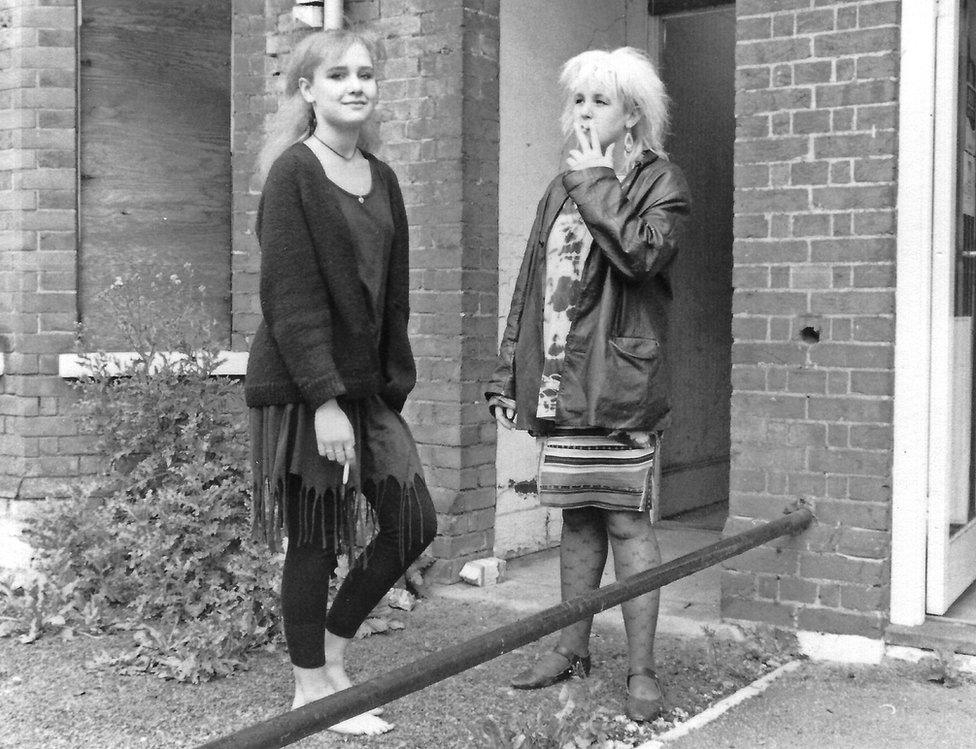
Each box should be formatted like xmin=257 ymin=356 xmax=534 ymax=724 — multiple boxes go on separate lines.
xmin=246 ymin=28 xmax=436 ymax=736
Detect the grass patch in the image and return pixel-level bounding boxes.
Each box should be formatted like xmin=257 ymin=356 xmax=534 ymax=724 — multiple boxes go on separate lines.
xmin=0 ymin=594 xmax=795 ymax=748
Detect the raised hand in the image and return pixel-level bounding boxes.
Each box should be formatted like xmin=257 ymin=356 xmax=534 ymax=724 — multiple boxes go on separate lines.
xmin=567 ymin=121 xmax=615 ymax=171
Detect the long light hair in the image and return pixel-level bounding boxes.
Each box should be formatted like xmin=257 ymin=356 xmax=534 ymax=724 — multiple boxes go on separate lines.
xmin=559 ymin=47 xmax=670 ymax=169
xmin=256 ymin=28 xmax=380 ymax=183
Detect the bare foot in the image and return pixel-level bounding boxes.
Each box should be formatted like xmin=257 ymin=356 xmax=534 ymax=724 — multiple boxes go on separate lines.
xmin=291 ymin=665 xmax=393 ymax=735
xmin=294 ymin=694 xmax=393 ymax=736
xmin=291 ymin=665 xmax=331 ymax=711
xmin=327 ymin=714 xmax=394 ymax=736
xmin=322 ymin=667 xmax=383 ymax=716
xmin=322 ymin=631 xmax=385 ymax=717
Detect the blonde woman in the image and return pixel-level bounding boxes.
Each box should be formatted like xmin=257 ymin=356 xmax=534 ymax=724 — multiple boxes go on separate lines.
xmin=246 ymin=29 xmax=436 ymax=736
xmin=486 ymin=47 xmax=690 ymax=721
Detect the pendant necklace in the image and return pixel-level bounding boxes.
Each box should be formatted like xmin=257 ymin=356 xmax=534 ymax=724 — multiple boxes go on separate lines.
xmin=311 ymin=132 xmax=365 ymax=203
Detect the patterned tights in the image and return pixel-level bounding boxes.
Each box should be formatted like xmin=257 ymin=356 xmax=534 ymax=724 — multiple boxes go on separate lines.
xmin=556 ymin=506 xmax=661 ymax=673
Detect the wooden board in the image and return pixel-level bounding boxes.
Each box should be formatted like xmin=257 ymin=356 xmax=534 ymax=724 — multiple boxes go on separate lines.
xmin=79 ymin=0 xmax=231 ymax=347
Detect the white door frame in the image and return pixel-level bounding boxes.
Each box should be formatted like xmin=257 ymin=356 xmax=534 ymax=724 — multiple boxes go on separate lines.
xmin=890 ymin=0 xmax=961 ymax=626
xmin=926 ymin=0 xmax=976 ymax=614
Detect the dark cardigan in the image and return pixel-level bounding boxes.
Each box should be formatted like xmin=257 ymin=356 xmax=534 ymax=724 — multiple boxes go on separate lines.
xmin=245 ymin=142 xmax=416 ymax=412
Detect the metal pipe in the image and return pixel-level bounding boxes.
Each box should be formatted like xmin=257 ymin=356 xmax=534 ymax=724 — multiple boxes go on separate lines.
xmin=198 ymin=506 xmax=814 ymax=749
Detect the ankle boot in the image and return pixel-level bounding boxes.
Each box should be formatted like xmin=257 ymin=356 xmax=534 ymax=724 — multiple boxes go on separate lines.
xmin=510 ymin=644 xmax=591 ymax=689
xmin=626 ymin=667 xmax=663 ymax=722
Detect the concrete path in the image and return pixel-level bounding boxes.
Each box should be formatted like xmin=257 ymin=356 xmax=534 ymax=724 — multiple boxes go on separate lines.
xmin=435 ymin=524 xmax=743 ymax=640
xmin=663 ymin=659 xmax=976 ymax=749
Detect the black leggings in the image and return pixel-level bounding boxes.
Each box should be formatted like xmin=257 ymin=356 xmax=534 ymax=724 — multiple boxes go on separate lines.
xmin=280 ymin=476 xmax=437 ymax=668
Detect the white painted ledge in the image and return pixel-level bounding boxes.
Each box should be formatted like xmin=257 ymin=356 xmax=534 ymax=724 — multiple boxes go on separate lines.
xmin=797 ymin=631 xmax=885 ymax=664
xmin=58 ymin=351 xmax=249 ymax=378
xmin=0 ymin=517 xmax=32 ymax=570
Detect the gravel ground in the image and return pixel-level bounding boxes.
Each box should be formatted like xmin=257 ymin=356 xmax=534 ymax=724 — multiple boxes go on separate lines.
xmin=0 ymin=595 xmax=790 ymax=748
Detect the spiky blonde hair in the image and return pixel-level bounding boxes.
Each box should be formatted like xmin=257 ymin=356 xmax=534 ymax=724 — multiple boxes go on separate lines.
xmin=559 ymin=47 xmax=670 ymax=168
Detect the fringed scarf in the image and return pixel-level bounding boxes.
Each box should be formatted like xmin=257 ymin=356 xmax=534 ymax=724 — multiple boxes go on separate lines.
xmin=249 ymin=396 xmax=425 ymax=560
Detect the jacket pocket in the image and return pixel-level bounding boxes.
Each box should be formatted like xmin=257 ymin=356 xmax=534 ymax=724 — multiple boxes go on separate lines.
xmin=599 ymin=337 xmax=661 ymax=420
xmin=608 ymin=336 xmax=660 ymax=362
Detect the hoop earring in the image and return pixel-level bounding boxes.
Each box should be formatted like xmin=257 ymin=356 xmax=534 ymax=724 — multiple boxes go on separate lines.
xmin=623 ymin=130 xmax=635 ymax=154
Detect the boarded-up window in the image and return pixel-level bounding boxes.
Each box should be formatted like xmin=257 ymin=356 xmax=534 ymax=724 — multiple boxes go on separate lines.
xmin=79 ymin=0 xmax=231 ymax=347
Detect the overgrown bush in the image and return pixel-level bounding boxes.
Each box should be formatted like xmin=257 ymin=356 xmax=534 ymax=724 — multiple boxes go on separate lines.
xmin=0 ymin=270 xmax=283 ymax=682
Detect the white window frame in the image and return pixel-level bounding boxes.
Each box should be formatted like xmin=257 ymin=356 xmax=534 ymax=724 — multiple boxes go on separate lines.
xmin=58 ymin=351 xmax=248 ymax=378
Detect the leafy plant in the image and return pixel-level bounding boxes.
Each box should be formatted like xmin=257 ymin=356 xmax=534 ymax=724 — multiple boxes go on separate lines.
xmin=479 ymin=680 xmax=623 ymax=749
xmin=0 ymin=270 xmax=283 ymax=682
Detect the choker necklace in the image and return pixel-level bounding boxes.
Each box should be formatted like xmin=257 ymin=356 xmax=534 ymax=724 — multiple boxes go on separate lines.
xmin=311 ymin=132 xmax=358 ymax=161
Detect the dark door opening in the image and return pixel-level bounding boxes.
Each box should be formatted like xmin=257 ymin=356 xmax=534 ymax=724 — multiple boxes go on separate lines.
xmin=656 ymin=4 xmax=735 ymax=530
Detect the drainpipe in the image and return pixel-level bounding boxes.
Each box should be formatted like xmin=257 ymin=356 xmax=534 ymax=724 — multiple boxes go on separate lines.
xmin=292 ymin=1 xmax=343 ymax=29
xmin=323 ymin=0 xmax=343 ymax=29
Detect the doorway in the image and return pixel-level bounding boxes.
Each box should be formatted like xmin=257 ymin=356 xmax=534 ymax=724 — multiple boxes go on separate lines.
xmin=652 ymin=4 xmax=736 ymax=528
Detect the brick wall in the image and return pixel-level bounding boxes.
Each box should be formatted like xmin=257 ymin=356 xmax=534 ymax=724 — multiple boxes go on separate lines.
xmin=724 ymin=0 xmax=900 ymax=637
xmin=230 ymin=0 xmax=280 ymax=351
xmin=231 ymin=0 xmax=500 ymax=581
xmin=0 ymin=0 xmax=83 ymax=503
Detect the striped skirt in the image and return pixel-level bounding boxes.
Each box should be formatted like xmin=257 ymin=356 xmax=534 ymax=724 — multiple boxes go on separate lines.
xmin=537 ymin=429 xmax=662 ymax=513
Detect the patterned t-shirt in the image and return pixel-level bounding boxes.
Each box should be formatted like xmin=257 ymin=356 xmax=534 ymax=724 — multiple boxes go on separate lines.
xmin=536 ymin=200 xmax=593 ymax=418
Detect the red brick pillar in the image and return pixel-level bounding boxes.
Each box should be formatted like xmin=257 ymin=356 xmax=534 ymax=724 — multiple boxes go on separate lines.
xmin=231 ymin=0 xmax=500 ymax=581
xmin=230 ymin=0 xmax=282 ymax=349
xmin=726 ymin=0 xmax=899 ymax=635
xmin=416 ymin=0 xmax=500 ymax=580
xmin=0 ymin=0 xmax=82 ymax=502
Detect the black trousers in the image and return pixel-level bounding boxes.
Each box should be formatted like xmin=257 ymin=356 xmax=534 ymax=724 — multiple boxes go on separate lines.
xmin=280 ymin=474 xmax=436 ymax=668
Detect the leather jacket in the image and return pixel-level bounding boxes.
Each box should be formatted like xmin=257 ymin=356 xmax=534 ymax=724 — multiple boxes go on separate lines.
xmin=486 ymin=150 xmax=691 ymax=434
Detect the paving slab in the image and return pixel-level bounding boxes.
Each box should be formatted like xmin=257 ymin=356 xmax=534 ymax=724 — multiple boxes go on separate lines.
xmin=434 ymin=525 xmax=741 ymax=639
